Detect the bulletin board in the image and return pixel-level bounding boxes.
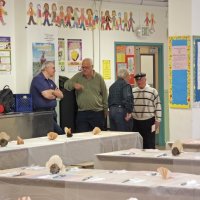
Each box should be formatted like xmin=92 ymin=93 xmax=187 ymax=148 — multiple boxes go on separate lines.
xmin=193 ymin=36 xmax=200 ymax=102
xmin=115 ymin=44 xmax=135 ymax=85
xmin=169 ymin=36 xmax=191 ymax=108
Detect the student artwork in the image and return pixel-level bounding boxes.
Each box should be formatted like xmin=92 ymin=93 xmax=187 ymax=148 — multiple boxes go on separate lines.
xmin=117 ymin=12 xmax=123 ymax=31
xmin=104 ymin=10 xmax=111 ymax=30
xmin=73 ymin=8 xmax=79 ymax=28
xmin=79 ymin=8 xmax=86 ymax=30
xmin=27 ymin=2 xmax=36 ymax=25
xmin=128 ymin=11 xmax=135 ymax=32
xmin=93 ymin=9 xmax=99 ymax=29
xmin=51 ymin=3 xmax=57 ymax=25
xmin=36 ymin=4 xmax=42 ymax=25
xmin=144 ymin=12 xmax=150 ymax=27
xmin=86 ymin=8 xmax=94 ymax=30
xmin=42 ymin=3 xmax=51 ymax=26
xmin=111 ymin=10 xmax=117 ymax=30
xmin=149 ymin=13 xmax=155 ymax=33
xmin=123 ymin=12 xmax=129 ymax=31
xmin=100 ymin=10 xmax=105 ymax=30
xmin=24 ymin=4 xmax=160 ymax=35
xmin=65 ymin=6 xmax=73 ymax=28
xmin=57 ymin=5 xmax=65 ymax=27
xmin=0 ymin=0 xmax=7 ymax=25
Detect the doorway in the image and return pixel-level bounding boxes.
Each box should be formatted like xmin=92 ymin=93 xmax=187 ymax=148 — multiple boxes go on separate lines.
xmin=115 ymin=42 xmax=165 ymax=146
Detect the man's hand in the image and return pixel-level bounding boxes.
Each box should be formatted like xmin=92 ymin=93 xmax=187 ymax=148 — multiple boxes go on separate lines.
xmin=125 ymin=113 xmax=132 ymax=121
xmin=74 ymin=83 xmax=84 ymax=90
xmin=155 ymin=121 xmax=160 ymax=131
xmin=53 ymin=88 xmax=63 ymax=99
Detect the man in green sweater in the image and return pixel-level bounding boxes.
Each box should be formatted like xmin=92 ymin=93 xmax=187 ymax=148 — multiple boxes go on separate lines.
xmin=64 ymin=58 xmax=108 ymax=132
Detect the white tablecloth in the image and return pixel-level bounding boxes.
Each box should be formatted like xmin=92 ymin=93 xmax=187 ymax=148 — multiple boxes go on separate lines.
xmin=94 ymin=148 xmax=200 ymax=174
xmin=0 ymin=131 xmax=142 ymax=169
xmin=0 ymin=167 xmax=200 ymax=200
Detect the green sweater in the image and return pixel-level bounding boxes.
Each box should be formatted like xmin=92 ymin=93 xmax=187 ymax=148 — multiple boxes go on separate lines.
xmin=64 ymin=71 xmax=108 ymax=112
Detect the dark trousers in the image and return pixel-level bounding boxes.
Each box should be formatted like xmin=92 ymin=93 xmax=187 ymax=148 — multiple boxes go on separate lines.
xmin=52 ymin=110 xmax=65 ymax=135
xmin=76 ymin=110 xmax=105 ymax=133
xmin=34 ymin=108 xmax=64 ymax=135
xmin=109 ymin=107 xmax=132 ymax=131
xmin=133 ymin=117 xmax=155 ymax=149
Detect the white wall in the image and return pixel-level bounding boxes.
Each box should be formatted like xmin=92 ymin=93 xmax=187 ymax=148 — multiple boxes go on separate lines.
xmin=0 ymin=0 xmax=16 ymax=92
xmin=168 ymin=0 xmax=200 ymax=141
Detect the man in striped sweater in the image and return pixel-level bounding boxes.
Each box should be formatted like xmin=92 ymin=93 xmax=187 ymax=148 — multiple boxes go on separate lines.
xmin=132 ymin=73 xmax=162 ymax=149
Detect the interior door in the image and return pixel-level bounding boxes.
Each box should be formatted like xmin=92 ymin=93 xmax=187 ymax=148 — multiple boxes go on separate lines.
xmin=134 ymin=46 xmax=159 ymax=90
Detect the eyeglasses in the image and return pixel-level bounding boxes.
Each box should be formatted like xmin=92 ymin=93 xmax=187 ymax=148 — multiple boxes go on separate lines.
xmin=81 ymin=65 xmax=92 ymax=70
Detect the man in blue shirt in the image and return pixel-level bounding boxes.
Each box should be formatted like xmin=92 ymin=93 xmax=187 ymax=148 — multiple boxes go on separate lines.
xmin=30 ymin=61 xmax=64 ymax=135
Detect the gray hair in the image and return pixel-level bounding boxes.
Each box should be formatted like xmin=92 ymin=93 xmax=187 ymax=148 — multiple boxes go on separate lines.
xmin=41 ymin=61 xmax=54 ymax=71
xmin=82 ymin=58 xmax=93 ymax=68
xmin=117 ymin=69 xmax=129 ymax=79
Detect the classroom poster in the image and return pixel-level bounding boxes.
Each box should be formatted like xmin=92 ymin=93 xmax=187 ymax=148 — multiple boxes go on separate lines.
xmin=169 ymin=36 xmax=190 ymax=108
xmin=0 ymin=36 xmax=11 ymax=72
xmin=32 ymin=43 xmax=55 ymax=77
xmin=67 ymin=39 xmax=82 ymax=72
xmin=102 ymin=60 xmax=111 ymax=80
xmin=58 ymin=38 xmax=65 ymax=72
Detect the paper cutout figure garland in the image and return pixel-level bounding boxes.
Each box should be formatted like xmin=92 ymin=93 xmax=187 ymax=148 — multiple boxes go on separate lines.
xmin=27 ymin=2 xmax=36 ymax=25
xmin=0 ymin=0 xmax=7 ymax=25
xmin=43 ymin=3 xmax=51 ymax=26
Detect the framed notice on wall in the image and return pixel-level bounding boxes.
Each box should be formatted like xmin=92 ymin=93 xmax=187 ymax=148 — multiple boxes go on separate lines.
xmin=115 ymin=43 xmax=135 ymax=85
xmin=169 ymin=36 xmax=191 ymax=108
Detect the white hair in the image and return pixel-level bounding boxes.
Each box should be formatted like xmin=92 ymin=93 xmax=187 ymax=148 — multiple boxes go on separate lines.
xmin=117 ymin=69 xmax=129 ymax=79
xmin=41 ymin=61 xmax=54 ymax=71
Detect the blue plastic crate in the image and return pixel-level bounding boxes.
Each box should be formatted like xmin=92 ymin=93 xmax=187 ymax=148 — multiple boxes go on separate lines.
xmin=15 ymin=94 xmax=32 ymax=112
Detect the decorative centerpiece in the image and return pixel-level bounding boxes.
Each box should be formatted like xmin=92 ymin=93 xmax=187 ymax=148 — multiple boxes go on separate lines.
xmin=92 ymin=127 xmax=101 ymax=135
xmin=157 ymin=167 xmax=170 ymax=179
xmin=17 ymin=136 xmax=24 ymax=145
xmin=46 ymin=155 xmax=65 ymax=174
xmin=171 ymin=140 xmax=183 ymax=156
xmin=47 ymin=132 xmax=58 ymax=140
xmin=0 ymin=132 xmax=10 ymax=147
xmin=65 ymin=127 xmax=73 ymax=138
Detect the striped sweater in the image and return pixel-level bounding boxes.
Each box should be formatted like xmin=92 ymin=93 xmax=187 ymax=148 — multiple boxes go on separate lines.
xmin=132 ymin=84 xmax=162 ymax=122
